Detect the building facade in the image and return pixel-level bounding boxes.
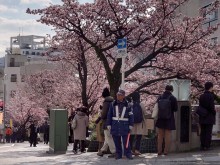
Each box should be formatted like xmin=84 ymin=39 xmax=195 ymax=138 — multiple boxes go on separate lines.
xmin=180 ymin=0 xmax=220 ymax=45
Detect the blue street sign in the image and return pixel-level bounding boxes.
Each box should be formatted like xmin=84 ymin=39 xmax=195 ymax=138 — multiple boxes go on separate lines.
xmin=117 ymin=38 xmax=127 ymax=49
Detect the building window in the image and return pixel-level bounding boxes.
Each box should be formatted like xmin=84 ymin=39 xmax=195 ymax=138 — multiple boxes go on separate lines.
xmin=32 ymin=52 xmax=35 ymax=55
xmin=202 ymin=4 xmax=218 ymax=23
xmin=21 ymin=75 xmax=25 ymax=82
xmin=9 ymin=58 xmax=15 ymax=67
xmin=211 ymin=37 xmax=218 ymax=46
xmin=11 ymin=74 xmax=17 ymax=82
xmin=10 ymin=91 xmax=16 ymax=98
xmin=26 ymin=51 xmax=29 ymax=55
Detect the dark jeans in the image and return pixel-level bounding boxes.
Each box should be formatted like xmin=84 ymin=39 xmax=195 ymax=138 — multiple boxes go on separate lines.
xmin=30 ymin=134 xmax=37 ymax=147
xmin=44 ymin=133 xmax=49 ymax=144
xmin=112 ymin=135 xmax=132 ymax=159
xmin=130 ymin=135 xmax=142 ymax=151
xmin=6 ymin=135 xmax=11 ymax=143
xmin=200 ymin=124 xmax=213 ymax=149
xmin=11 ymin=133 xmax=16 ymax=143
xmin=73 ymin=140 xmax=85 ymax=152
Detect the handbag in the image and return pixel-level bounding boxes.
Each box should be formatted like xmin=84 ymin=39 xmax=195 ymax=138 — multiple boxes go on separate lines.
xmin=196 ymin=106 xmax=208 ymax=117
xmin=71 ymin=118 xmax=77 ymax=129
xmin=152 ymin=103 xmax=158 ymax=119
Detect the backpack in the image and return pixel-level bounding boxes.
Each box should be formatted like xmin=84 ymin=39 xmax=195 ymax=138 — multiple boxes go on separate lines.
xmin=157 ymin=95 xmax=172 ymax=119
xmin=132 ymin=102 xmax=143 ymax=123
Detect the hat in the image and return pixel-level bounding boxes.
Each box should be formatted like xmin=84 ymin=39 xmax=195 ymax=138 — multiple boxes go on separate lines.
xmin=165 ymin=85 xmax=174 ymax=92
xmin=205 ymin=82 xmax=213 ymax=90
xmin=80 ymin=106 xmax=88 ymax=114
xmin=102 ymin=87 xmax=110 ymax=98
xmin=131 ymin=91 xmax=140 ymax=102
xmin=117 ymin=89 xmax=125 ymax=96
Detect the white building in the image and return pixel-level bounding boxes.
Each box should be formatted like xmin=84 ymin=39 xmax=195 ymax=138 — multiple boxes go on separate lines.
xmin=4 ymin=35 xmax=56 ymax=105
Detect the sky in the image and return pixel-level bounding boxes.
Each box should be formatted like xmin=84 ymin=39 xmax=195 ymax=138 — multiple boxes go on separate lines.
xmin=0 ymin=0 xmax=93 ymax=57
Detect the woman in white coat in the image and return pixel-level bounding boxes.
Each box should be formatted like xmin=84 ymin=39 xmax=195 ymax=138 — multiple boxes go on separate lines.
xmin=72 ymin=107 xmax=89 ymax=154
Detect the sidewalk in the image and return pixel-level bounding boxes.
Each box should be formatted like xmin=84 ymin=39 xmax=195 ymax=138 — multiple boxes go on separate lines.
xmin=0 ymin=142 xmax=220 ymax=165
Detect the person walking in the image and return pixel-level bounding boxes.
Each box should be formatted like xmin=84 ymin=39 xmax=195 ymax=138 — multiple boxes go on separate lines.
xmin=95 ymin=105 xmax=104 ymax=152
xmin=199 ymin=82 xmax=216 ymax=151
xmin=68 ymin=110 xmax=76 ymax=144
xmin=156 ymin=85 xmax=178 ymax=156
xmin=29 ymin=121 xmax=39 ymax=147
xmin=43 ymin=121 xmax=49 ymax=144
xmin=130 ymin=91 xmax=148 ymax=156
xmin=97 ymin=88 xmax=115 ymax=158
xmin=5 ymin=127 xmax=12 ymax=143
xmin=72 ymin=107 xmax=89 ymax=154
xmin=107 ymin=89 xmax=134 ymax=160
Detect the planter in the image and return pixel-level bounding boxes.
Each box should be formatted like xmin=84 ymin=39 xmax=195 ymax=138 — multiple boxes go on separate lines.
xmin=87 ymin=140 xmax=99 ymax=152
xmin=140 ymin=138 xmax=157 ymax=153
xmin=87 ymin=138 xmax=158 ymax=153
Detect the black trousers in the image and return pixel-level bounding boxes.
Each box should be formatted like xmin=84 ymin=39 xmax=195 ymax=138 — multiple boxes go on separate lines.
xmin=200 ymin=124 xmax=213 ymax=149
xmin=73 ymin=140 xmax=85 ymax=152
xmin=130 ymin=135 xmax=142 ymax=151
xmin=30 ymin=134 xmax=37 ymax=147
xmin=44 ymin=133 xmax=49 ymax=144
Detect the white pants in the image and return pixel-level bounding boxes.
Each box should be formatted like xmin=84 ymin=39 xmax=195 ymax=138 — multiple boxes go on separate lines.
xmin=100 ymin=129 xmax=116 ymax=153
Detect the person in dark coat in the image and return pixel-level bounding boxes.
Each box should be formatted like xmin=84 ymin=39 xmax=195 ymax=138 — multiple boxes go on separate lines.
xmin=199 ymin=82 xmax=216 ymax=150
xmin=29 ymin=121 xmax=38 ymax=147
xmin=155 ymin=85 xmax=178 ymax=155
xmin=43 ymin=121 xmax=49 ymax=144
xmin=107 ymin=89 xmax=134 ymax=160
xmin=97 ymin=87 xmax=115 ymax=158
xmin=68 ymin=110 xmax=76 ymax=143
xmin=129 ymin=91 xmax=148 ymax=156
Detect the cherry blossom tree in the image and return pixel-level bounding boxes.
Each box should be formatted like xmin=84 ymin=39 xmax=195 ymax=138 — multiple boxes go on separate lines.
xmin=6 ymin=88 xmax=47 ymax=131
xmin=22 ymin=60 xmax=106 ymax=115
xmin=27 ymin=0 xmax=220 ymax=97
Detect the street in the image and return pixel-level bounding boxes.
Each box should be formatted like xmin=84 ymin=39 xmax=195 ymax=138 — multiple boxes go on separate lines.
xmin=1 ymin=142 xmax=220 ymax=165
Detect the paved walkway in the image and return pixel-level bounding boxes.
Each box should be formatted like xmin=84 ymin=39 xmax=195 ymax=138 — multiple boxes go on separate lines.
xmin=1 ymin=142 xmax=220 ymax=165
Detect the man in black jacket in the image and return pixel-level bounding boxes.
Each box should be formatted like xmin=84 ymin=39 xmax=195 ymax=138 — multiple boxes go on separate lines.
xmin=199 ymin=82 xmax=216 ymax=151
xmin=29 ymin=121 xmax=39 ymax=147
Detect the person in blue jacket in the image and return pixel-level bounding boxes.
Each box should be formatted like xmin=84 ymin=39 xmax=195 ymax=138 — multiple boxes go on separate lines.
xmin=107 ymin=89 xmax=134 ymax=160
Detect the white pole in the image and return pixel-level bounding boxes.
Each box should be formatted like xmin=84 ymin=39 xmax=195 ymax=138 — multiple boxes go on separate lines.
xmin=121 ymin=57 xmax=125 ymax=90
xmin=121 ymin=56 xmax=125 ymax=155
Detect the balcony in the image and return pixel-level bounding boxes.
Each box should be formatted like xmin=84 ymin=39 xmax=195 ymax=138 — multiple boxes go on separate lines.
xmin=9 ymin=62 xmax=25 ymax=67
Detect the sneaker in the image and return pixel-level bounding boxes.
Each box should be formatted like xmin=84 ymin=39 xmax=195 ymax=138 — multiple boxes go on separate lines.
xmin=134 ymin=150 xmax=141 ymax=156
xmin=157 ymin=153 xmax=162 ymax=156
xmin=115 ymin=157 xmax=122 ymax=160
xmin=127 ymin=156 xmax=133 ymax=160
xmin=97 ymin=151 xmax=104 ymax=157
xmin=131 ymin=151 xmax=135 ymax=155
xmin=108 ymin=153 xmax=115 ymax=158
xmin=72 ymin=150 xmax=77 ymax=154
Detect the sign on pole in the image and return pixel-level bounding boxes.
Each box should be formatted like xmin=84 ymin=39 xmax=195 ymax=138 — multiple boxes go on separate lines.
xmin=117 ymin=38 xmax=127 ymax=90
xmin=117 ymin=38 xmax=127 ymax=58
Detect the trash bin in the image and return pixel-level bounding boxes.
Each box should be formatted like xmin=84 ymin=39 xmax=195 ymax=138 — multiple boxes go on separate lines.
xmin=49 ymin=109 xmax=68 ymax=154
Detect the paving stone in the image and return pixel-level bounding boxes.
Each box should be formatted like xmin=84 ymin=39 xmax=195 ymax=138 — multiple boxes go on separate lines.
xmin=1 ymin=142 xmax=220 ymax=165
